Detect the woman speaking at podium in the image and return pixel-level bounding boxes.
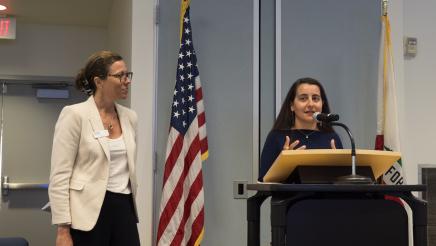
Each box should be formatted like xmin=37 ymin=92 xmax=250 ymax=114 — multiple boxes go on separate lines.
xmin=259 ymin=77 xmax=343 ymax=181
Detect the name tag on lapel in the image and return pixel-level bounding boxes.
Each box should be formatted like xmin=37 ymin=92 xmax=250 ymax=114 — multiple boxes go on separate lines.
xmin=94 ymin=130 xmax=109 ymax=139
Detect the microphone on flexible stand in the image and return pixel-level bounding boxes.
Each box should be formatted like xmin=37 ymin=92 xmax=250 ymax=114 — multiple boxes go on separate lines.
xmin=313 ymin=112 xmax=373 ymax=184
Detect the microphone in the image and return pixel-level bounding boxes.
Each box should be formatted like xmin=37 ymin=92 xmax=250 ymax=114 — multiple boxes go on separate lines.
xmin=313 ymin=112 xmax=339 ymax=122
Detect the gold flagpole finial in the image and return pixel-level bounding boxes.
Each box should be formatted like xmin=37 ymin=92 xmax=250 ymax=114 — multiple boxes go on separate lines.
xmin=179 ymin=0 xmax=191 ymax=41
xmin=382 ymin=0 xmax=388 ymax=16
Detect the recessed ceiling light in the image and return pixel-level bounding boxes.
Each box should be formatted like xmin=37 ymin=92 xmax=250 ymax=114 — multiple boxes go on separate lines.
xmin=0 ymin=5 xmax=7 ymax=11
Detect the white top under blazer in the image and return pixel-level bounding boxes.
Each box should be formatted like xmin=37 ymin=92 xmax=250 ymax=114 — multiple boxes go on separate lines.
xmin=107 ymin=135 xmax=131 ymax=194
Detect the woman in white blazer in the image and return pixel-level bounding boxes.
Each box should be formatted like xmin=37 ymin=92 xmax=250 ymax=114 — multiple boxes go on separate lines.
xmin=49 ymin=51 xmax=139 ymax=246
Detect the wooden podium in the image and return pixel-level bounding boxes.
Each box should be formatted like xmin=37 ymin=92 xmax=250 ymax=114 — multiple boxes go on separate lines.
xmin=263 ymin=149 xmax=401 ymax=183
xmin=247 ymin=149 xmax=427 ymax=246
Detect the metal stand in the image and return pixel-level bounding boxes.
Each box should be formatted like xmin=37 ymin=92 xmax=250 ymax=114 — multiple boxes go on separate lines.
xmin=330 ymin=122 xmax=373 ymax=184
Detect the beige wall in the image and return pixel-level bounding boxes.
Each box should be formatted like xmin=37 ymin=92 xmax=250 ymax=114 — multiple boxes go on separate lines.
xmin=0 ymin=21 xmax=107 ymax=246
xmin=108 ymin=0 xmax=133 ymax=107
xmin=0 ymin=23 xmax=107 ymax=76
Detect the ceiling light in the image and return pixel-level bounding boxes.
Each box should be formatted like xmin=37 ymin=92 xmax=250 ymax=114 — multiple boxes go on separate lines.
xmin=0 ymin=5 xmax=7 ymax=11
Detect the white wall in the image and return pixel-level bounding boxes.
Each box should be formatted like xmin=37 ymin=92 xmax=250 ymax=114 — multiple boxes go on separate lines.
xmin=131 ymin=0 xmax=155 ymax=245
xmin=388 ymin=0 xmax=436 ymax=185
xmin=402 ymin=0 xmax=436 ymax=184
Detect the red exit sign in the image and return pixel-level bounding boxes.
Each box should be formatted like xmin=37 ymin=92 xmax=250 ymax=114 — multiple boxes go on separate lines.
xmin=0 ymin=16 xmax=16 ymax=39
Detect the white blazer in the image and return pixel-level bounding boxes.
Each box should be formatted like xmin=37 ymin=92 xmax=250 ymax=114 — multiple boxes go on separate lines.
xmin=48 ymin=96 xmax=138 ymax=231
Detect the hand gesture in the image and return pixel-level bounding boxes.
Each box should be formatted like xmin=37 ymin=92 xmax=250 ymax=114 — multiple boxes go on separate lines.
xmin=330 ymin=139 xmax=337 ymax=149
xmin=283 ymin=136 xmax=306 ymax=150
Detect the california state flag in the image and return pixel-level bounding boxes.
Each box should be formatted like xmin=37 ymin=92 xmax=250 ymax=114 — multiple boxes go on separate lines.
xmin=375 ymin=14 xmax=405 ymax=185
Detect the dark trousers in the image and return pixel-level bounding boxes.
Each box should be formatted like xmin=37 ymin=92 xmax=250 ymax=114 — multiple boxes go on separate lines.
xmin=71 ymin=191 xmax=140 ymax=246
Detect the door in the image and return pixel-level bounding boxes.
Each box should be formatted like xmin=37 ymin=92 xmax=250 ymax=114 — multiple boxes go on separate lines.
xmin=0 ymin=77 xmax=86 ymax=245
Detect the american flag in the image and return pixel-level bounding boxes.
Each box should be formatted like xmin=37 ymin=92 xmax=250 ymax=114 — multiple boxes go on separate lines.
xmin=157 ymin=1 xmax=209 ymax=246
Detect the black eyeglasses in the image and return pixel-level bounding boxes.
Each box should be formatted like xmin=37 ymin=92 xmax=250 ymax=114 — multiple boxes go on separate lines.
xmin=108 ymin=71 xmax=133 ymax=82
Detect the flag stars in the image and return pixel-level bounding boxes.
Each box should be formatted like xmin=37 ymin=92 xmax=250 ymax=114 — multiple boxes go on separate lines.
xmin=167 ymin=10 xmax=203 ymax=134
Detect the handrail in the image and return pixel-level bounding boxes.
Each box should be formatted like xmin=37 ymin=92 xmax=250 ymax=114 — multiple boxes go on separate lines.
xmin=2 ymin=176 xmax=48 ymax=196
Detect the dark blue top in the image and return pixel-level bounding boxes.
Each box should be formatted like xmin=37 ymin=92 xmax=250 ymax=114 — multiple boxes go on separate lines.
xmin=259 ymin=129 xmax=343 ymax=181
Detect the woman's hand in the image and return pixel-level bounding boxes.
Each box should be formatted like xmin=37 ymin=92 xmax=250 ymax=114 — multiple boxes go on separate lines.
xmin=283 ymin=136 xmax=306 ymax=150
xmin=330 ymin=139 xmax=337 ymax=149
xmin=56 ymin=225 xmax=73 ymax=246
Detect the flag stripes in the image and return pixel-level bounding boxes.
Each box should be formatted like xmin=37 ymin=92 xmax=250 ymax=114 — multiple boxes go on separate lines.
xmin=158 ymin=123 xmax=201 ymax=243
xmin=375 ymin=13 xmax=405 ymax=185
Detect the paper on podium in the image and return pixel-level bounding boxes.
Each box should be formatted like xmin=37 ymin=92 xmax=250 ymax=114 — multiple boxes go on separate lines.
xmin=263 ymin=149 xmax=401 ymax=183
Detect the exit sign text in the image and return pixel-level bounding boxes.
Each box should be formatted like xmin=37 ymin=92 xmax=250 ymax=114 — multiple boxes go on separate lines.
xmin=0 ymin=17 xmax=16 ymax=40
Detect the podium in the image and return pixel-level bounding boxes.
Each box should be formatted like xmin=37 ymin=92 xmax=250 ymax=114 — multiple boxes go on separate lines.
xmin=247 ymin=150 xmax=427 ymax=246
xmin=263 ymin=149 xmax=401 ymax=183
xmin=247 ymin=184 xmax=427 ymax=246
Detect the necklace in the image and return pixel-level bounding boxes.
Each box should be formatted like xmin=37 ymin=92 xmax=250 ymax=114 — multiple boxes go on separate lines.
xmin=97 ymin=103 xmax=119 ymax=133
xmin=296 ymin=129 xmax=317 ymax=139
xmin=105 ymin=114 xmax=118 ymax=132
